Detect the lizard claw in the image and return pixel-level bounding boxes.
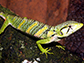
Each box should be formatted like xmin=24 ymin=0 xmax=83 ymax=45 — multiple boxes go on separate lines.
xmin=40 ymin=48 xmax=53 ymax=58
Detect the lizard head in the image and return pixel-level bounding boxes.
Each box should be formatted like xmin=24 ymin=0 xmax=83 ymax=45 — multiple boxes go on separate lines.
xmin=55 ymin=21 xmax=83 ymax=37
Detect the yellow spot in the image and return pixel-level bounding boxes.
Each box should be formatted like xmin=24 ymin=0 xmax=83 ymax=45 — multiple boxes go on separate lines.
xmin=26 ymin=22 xmax=38 ymax=33
xmin=47 ymin=31 xmax=54 ymax=37
xmin=34 ymin=25 xmax=48 ymax=37
xmin=17 ymin=20 xmax=25 ymax=29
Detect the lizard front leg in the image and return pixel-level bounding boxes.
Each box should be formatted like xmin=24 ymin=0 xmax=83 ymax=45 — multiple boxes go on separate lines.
xmin=36 ymin=38 xmax=53 ymax=58
xmin=36 ymin=35 xmax=58 ymax=58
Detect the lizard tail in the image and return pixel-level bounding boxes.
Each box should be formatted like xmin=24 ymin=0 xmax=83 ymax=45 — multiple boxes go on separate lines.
xmin=0 ymin=12 xmax=9 ymax=34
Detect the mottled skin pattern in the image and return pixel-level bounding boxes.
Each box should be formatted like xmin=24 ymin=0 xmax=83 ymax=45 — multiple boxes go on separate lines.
xmin=0 ymin=12 xmax=83 ymax=58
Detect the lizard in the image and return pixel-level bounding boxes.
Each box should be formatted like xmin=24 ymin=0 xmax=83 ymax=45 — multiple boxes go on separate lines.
xmin=0 ymin=12 xmax=83 ymax=58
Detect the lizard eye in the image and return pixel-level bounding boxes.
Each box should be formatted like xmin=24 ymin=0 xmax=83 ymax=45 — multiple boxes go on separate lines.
xmin=53 ymin=30 xmax=55 ymax=32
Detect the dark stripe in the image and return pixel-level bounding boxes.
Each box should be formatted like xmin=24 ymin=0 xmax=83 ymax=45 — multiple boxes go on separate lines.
xmin=18 ymin=18 xmax=28 ymax=31
xmin=31 ymin=22 xmax=44 ymax=35
xmin=34 ymin=25 xmax=49 ymax=37
xmin=25 ymin=19 xmax=35 ymax=32
xmin=28 ymin=21 xmax=39 ymax=34
xmin=33 ymin=23 xmax=44 ymax=35
xmin=12 ymin=16 xmax=22 ymax=28
xmin=40 ymin=26 xmax=51 ymax=38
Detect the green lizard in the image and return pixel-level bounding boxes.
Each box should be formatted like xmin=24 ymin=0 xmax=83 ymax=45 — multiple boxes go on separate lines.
xmin=0 ymin=12 xmax=83 ymax=58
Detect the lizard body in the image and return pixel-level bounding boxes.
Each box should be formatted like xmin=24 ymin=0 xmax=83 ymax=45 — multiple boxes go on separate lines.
xmin=0 ymin=12 xmax=83 ymax=58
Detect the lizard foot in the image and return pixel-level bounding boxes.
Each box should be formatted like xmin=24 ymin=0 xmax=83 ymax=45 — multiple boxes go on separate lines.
xmin=40 ymin=48 xmax=53 ymax=58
